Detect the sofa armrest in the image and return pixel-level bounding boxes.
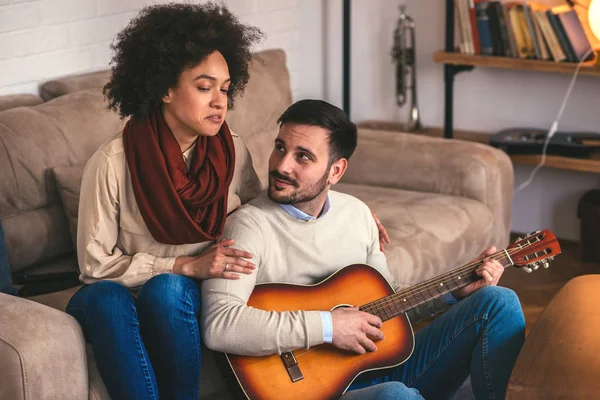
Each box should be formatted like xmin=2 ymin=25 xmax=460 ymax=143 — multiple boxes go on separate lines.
xmin=342 ymin=129 xmax=514 ymax=248
xmin=0 ymin=293 xmax=88 ymax=400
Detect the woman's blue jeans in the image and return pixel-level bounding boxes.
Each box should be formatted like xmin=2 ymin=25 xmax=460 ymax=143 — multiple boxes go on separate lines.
xmin=345 ymin=286 xmax=526 ymax=400
xmin=66 ymin=274 xmax=202 ymax=400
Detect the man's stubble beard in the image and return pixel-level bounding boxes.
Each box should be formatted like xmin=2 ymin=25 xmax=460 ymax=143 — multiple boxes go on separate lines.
xmin=267 ymin=167 xmax=330 ymax=205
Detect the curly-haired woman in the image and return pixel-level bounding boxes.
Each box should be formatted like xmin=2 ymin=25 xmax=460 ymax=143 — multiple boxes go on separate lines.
xmin=65 ymin=3 xmax=263 ymax=399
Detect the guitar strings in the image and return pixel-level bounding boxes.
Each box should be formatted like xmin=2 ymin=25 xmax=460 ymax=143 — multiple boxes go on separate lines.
xmin=364 ymin=248 xmax=523 ymax=313
xmin=362 ymin=239 xmax=554 ymax=317
xmin=360 ymin=247 xmax=530 ymax=316
xmin=360 ymin=250 xmax=515 ymax=316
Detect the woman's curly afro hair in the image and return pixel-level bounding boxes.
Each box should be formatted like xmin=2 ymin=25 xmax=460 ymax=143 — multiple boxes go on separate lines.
xmin=103 ymin=2 xmax=264 ymax=119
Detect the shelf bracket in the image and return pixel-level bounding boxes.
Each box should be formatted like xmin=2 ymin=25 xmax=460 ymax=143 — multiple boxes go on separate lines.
xmin=443 ymin=64 xmax=474 ymax=138
xmin=443 ymin=0 xmax=476 ymax=139
xmin=446 ymin=65 xmax=475 ymax=77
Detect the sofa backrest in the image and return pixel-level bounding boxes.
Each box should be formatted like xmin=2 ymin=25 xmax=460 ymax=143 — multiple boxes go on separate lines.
xmin=226 ymin=49 xmax=292 ymax=186
xmin=0 ymin=94 xmax=43 ymax=112
xmin=40 ymin=70 xmax=111 ymax=101
xmin=0 ymin=48 xmax=292 ymax=273
xmin=0 ymin=91 xmax=125 ymax=272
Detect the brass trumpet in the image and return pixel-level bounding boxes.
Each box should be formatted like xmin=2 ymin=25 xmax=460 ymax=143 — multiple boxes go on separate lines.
xmin=391 ymin=4 xmax=423 ymax=131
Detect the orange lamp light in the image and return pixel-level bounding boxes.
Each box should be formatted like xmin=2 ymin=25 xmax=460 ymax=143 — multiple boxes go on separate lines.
xmin=590 ymin=0 xmax=600 ymax=41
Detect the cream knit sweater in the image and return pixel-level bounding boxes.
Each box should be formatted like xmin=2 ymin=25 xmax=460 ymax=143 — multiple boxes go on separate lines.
xmin=202 ymin=190 xmax=405 ymax=356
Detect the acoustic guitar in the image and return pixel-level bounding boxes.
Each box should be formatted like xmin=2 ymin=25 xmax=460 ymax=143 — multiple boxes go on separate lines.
xmin=225 ymin=230 xmax=561 ymax=400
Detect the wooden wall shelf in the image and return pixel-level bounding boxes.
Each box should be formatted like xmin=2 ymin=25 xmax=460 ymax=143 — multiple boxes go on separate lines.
xmin=432 ymin=128 xmax=600 ymax=174
xmin=433 ymin=51 xmax=600 ymax=77
xmin=428 ymin=127 xmax=600 ymax=174
xmin=358 ymin=121 xmax=600 ymax=174
xmin=432 ymin=1 xmax=600 ymax=171
xmin=508 ymin=154 xmax=600 ymax=174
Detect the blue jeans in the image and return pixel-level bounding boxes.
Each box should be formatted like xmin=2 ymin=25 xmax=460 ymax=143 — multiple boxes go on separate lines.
xmin=344 ymin=286 xmax=526 ymax=400
xmin=66 ymin=274 xmax=202 ymax=400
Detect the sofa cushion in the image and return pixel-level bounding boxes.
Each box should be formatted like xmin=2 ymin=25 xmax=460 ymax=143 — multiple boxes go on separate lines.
xmin=335 ymin=182 xmax=495 ymax=288
xmin=0 ymin=94 xmax=43 ymax=111
xmin=0 ymin=90 xmax=125 ymax=272
xmin=53 ymin=165 xmax=85 ymax=247
xmin=41 ymin=70 xmax=111 ymax=101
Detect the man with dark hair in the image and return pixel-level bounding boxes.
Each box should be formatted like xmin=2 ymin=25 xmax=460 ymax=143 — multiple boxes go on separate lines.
xmin=277 ymin=99 xmax=358 ymax=163
xmin=201 ymin=100 xmax=525 ymax=399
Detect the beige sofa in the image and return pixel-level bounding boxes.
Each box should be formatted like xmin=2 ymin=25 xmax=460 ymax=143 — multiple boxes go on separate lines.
xmin=0 ymin=49 xmax=513 ymax=399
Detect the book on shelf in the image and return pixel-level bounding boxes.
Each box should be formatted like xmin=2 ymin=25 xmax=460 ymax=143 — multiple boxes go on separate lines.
xmin=508 ymin=3 xmax=536 ymax=58
xmin=468 ymin=0 xmax=481 ymax=54
xmin=533 ymin=10 xmax=567 ymax=62
xmin=528 ymin=3 xmax=552 ymax=60
xmin=498 ymin=4 xmax=518 ymax=57
xmin=453 ymin=0 xmax=595 ymax=64
xmin=499 ymin=5 xmax=520 ymax=57
xmin=487 ymin=2 xmax=505 ymax=55
xmin=556 ymin=9 xmax=595 ymax=62
xmin=455 ymin=0 xmax=475 ymax=54
xmin=522 ymin=2 xmax=544 ymax=59
xmin=547 ymin=9 xmax=578 ymax=61
xmin=473 ymin=1 xmax=494 ymax=55
xmin=506 ymin=3 xmax=529 ymax=58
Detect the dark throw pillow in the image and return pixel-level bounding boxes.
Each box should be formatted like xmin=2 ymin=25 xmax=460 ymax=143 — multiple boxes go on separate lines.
xmin=0 ymin=220 xmax=17 ymax=295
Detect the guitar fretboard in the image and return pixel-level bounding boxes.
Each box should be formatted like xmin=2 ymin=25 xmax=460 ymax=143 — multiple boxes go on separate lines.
xmin=358 ymin=252 xmax=513 ymax=322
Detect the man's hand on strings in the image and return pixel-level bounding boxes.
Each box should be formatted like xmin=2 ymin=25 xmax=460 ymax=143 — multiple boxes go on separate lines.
xmin=451 ymin=246 xmax=504 ymax=300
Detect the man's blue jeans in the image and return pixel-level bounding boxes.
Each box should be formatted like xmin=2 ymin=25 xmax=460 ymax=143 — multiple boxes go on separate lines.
xmin=66 ymin=274 xmax=202 ymax=400
xmin=344 ymin=286 xmax=526 ymax=400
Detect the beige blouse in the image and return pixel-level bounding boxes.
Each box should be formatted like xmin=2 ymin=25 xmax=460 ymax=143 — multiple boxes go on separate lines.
xmin=76 ymin=131 xmax=262 ymax=288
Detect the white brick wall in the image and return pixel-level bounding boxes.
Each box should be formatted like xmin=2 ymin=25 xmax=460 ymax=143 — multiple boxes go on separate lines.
xmin=0 ymin=0 xmax=302 ymax=97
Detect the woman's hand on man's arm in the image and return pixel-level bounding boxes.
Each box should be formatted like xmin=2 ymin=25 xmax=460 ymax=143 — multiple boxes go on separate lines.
xmin=369 ymin=209 xmax=390 ymax=254
xmin=173 ymin=239 xmax=255 ymax=280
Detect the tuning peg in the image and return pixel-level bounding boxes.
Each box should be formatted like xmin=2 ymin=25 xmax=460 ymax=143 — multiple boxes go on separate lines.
xmin=543 ymin=262 xmax=549 ymax=269
xmin=523 ymin=266 xmax=533 ymax=273
xmin=532 ymin=262 xmax=540 ymax=271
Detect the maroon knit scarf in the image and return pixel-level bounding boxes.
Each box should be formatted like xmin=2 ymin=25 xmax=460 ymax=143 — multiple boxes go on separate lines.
xmin=122 ymin=110 xmax=235 ymax=245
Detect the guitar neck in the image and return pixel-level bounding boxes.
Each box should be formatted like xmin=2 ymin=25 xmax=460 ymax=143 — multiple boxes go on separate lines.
xmin=359 ymin=250 xmax=514 ymax=322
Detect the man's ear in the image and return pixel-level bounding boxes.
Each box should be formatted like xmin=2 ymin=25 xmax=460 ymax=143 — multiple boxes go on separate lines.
xmin=328 ymin=158 xmax=348 ymax=185
xmin=162 ymin=89 xmax=173 ymax=104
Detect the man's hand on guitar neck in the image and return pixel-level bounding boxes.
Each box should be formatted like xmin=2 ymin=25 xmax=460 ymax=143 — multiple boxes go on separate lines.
xmin=331 ymin=306 xmax=384 ymax=354
xmin=452 ymin=246 xmax=505 ymax=300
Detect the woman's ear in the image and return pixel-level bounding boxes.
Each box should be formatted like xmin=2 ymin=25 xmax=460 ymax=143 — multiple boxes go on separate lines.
xmin=162 ymin=89 xmax=173 ymax=104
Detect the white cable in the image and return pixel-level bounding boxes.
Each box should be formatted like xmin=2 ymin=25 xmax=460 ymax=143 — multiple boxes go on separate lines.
xmin=515 ymin=47 xmax=594 ymax=193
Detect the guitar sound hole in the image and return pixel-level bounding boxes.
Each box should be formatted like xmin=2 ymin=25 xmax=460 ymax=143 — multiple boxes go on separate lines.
xmin=331 ymin=303 xmax=353 ymax=311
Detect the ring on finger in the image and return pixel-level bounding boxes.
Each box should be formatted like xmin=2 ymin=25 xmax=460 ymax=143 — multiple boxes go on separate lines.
xmin=224 ymin=263 xmax=229 ymax=271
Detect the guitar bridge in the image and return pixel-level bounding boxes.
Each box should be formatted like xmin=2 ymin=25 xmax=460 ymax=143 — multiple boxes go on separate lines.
xmin=281 ymin=352 xmax=303 ymax=383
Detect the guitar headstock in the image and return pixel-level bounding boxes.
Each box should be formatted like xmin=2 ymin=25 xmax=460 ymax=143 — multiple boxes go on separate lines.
xmin=507 ymin=229 xmax=561 ymax=273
